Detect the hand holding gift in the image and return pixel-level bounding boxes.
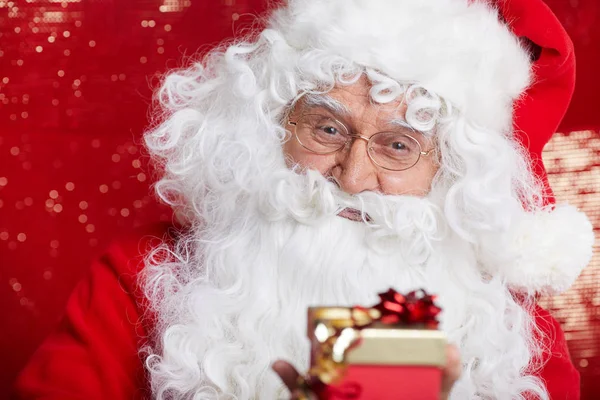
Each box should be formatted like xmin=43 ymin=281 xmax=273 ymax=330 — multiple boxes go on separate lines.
xmin=273 ymin=289 xmax=461 ymax=400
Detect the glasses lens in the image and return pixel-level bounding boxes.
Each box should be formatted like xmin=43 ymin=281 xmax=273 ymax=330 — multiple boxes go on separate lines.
xmin=369 ymin=132 xmax=421 ymax=171
xmin=295 ymin=114 xmax=348 ymax=154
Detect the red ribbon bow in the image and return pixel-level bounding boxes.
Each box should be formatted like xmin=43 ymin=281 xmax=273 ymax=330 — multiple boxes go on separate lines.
xmin=373 ymin=288 xmax=441 ymax=329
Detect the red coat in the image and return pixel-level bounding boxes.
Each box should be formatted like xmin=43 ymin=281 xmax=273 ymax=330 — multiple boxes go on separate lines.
xmin=13 ymin=224 xmax=580 ymax=399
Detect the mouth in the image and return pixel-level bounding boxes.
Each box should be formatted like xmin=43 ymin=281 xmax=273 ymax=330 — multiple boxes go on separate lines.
xmin=337 ymin=207 xmax=371 ymax=222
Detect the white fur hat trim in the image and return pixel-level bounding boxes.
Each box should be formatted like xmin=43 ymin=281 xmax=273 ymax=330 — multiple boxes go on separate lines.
xmin=269 ymin=0 xmax=532 ymax=133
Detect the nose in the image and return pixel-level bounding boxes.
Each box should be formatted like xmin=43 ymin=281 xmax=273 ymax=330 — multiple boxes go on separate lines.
xmin=332 ymin=138 xmax=380 ymax=195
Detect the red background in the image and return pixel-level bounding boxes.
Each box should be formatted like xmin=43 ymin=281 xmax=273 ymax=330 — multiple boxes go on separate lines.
xmin=0 ymin=0 xmax=598 ymax=398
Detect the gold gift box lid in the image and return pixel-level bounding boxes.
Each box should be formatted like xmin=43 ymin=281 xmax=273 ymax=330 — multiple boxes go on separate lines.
xmin=308 ymin=306 xmax=447 ymax=367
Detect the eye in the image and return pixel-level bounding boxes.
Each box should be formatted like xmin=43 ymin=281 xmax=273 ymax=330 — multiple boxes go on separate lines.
xmin=319 ymin=125 xmax=339 ymax=135
xmin=391 ymin=141 xmax=407 ymax=151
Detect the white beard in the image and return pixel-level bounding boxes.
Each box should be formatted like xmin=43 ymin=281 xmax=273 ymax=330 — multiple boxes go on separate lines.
xmin=144 ymin=171 xmax=547 ymax=400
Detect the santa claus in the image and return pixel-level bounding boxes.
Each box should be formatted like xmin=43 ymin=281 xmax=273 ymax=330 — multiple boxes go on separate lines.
xmin=15 ymin=0 xmax=594 ymax=399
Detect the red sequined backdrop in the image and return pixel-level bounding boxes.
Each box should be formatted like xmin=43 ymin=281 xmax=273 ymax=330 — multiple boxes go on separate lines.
xmin=0 ymin=0 xmax=598 ymax=397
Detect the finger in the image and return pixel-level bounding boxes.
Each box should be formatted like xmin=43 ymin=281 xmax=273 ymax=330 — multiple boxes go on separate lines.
xmin=272 ymin=360 xmax=302 ymax=393
xmin=441 ymin=344 xmax=461 ymax=399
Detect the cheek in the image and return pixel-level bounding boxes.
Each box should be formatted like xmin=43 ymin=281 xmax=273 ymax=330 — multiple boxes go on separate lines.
xmin=282 ymin=140 xmax=335 ymax=173
xmin=380 ymin=161 xmax=439 ymax=196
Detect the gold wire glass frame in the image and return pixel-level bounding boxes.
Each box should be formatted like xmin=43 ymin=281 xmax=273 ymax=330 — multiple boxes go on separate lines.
xmin=287 ymin=113 xmax=434 ymax=171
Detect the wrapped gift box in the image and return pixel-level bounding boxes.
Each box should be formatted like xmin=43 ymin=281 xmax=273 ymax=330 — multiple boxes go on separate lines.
xmin=307 ymin=290 xmax=447 ymax=400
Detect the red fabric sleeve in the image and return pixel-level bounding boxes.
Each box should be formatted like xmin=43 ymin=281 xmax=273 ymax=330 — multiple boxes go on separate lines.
xmin=534 ymin=304 xmax=580 ymax=399
xmin=13 ymin=224 xmax=171 ymax=400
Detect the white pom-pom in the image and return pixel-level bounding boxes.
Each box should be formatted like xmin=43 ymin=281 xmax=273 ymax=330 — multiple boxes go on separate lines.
xmin=503 ymin=204 xmax=595 ymax=295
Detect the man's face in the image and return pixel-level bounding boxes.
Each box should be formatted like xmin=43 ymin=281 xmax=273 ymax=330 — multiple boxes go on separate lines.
xmin=283 ymin=77 xmax=439 ymax=197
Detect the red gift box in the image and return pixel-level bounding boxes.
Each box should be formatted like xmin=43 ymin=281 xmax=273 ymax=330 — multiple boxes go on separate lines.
xmin=307 ymin=290 xmax=446 ymax=400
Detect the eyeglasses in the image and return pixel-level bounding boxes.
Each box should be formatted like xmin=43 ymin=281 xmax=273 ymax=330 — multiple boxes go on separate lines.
xmin=288 ymin=113 xmax=435 ymax=171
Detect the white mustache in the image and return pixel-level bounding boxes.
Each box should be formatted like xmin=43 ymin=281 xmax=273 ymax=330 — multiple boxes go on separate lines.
xmin=255 ymin=169 xmax=447 ymax=258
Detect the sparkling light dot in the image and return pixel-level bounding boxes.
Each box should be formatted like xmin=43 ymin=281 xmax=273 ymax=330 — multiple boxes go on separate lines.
xmin=36 ymin=45 xmax=43 ymax=52
xmin=88 ymin=40 xmax=96 ymax=47
xmin=132 ymin=159 xmax=141 ymax=168
xmin=45 ymin=199 xmax=55 ymax=208
xmin=110 ymin=74 xmax=118 ymax=82
xmin=2 ymin=77 xmax=9 ymax=84
xmin=79 ymin=201 xmax=88 ymax=210
xmin=157 ymin=38 xmax=164 ymax=45
xmin=50 ymin=240 xmax=59 ymax=248
xmin=111 ymin=154 xmax=120 ymax=163
xmin=63 ymin=49 xmax=70 ymax=56
xmin=141 ymin=20 xmax=148 ymax=27
xmin=65 ymin=182 xmax=75 ymax=191
xmin=48 ymin=36 xmax=55 ymax=43
xmin=580 ymin=359 xmax=588 ymax=368
xmin=164 ymin=24 xmax=172 ymax=32
xmin=57 ymin=70 xmax=64 ymax=77
xmin=10 ymin=146 xmax=20 ymax=156
xmin=14 ymin=27 xmax=21 ymax=33
xmin=63 ymin=30 xmax=70 ymax=38
xmin=137 ymin=172 xmax=146 ymax=182
xmin=16 ymin=59 xmax=23 ymax=66
xmin=140 ymin=56 xmax=147 ymax=64
xmin=78 ymin=214 xmax=87 ymax=223
xmin=21 ymin=111 xmax=28 ymax=119
xmin=0 ymin=177 xmax=7 ymax=186
xmin=120 ymin=208 xmax=130 ymax=217
xmin=99 ymin=184 xmax=108 ymax=193
xmin=17 ymin=233 xmax=26 ymax=242
xmin=74 ymin=90 xmax=82 ymax=97
xmin=75 ymin=20 xmax=82 ymax=27
xmin=148 ymin=20 xmax=156 ymax=27
xmin=232 ymin=13 xmax=240 ymax=21
xmin=49 ymin=190 xmax=59 ymax=199
xmin=24 ymin=197 xmax=33 ymax=206
xmin=85 ymin=224 xmax=95 ymax=233
xmin=12 ymin=282 xmax=22 ymax=292
xmin=118 ymin=73 xmax=126 ymax=81
xmin=157 ymin=47 xmax=164 ymax=54
xmin=53 ymin=204 xmax=63 ymax=213
xmin=0 ymin=232 xmax=9 ymax=240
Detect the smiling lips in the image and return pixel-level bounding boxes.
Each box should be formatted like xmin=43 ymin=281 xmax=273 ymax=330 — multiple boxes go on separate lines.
xmin=338 ymin=207 xmax=370 ymax=222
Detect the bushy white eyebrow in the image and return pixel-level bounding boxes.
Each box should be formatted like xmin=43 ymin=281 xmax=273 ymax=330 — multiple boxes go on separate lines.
xmin=388 ymin=118 xmax=414 ymax=130
xmin=302 ymin=93 xmax=351 ymax=116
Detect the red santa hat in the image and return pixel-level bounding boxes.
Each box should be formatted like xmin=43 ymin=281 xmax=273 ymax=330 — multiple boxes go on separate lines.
xmin=491 ymin=0 xmax=593 ymax=295
xmin=267 ymin=0 xmax=594 ymax=294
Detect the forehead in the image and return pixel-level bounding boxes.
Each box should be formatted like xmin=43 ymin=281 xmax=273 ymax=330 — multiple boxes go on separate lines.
xmin=300 ymin=78 xmax=408 ymax=121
